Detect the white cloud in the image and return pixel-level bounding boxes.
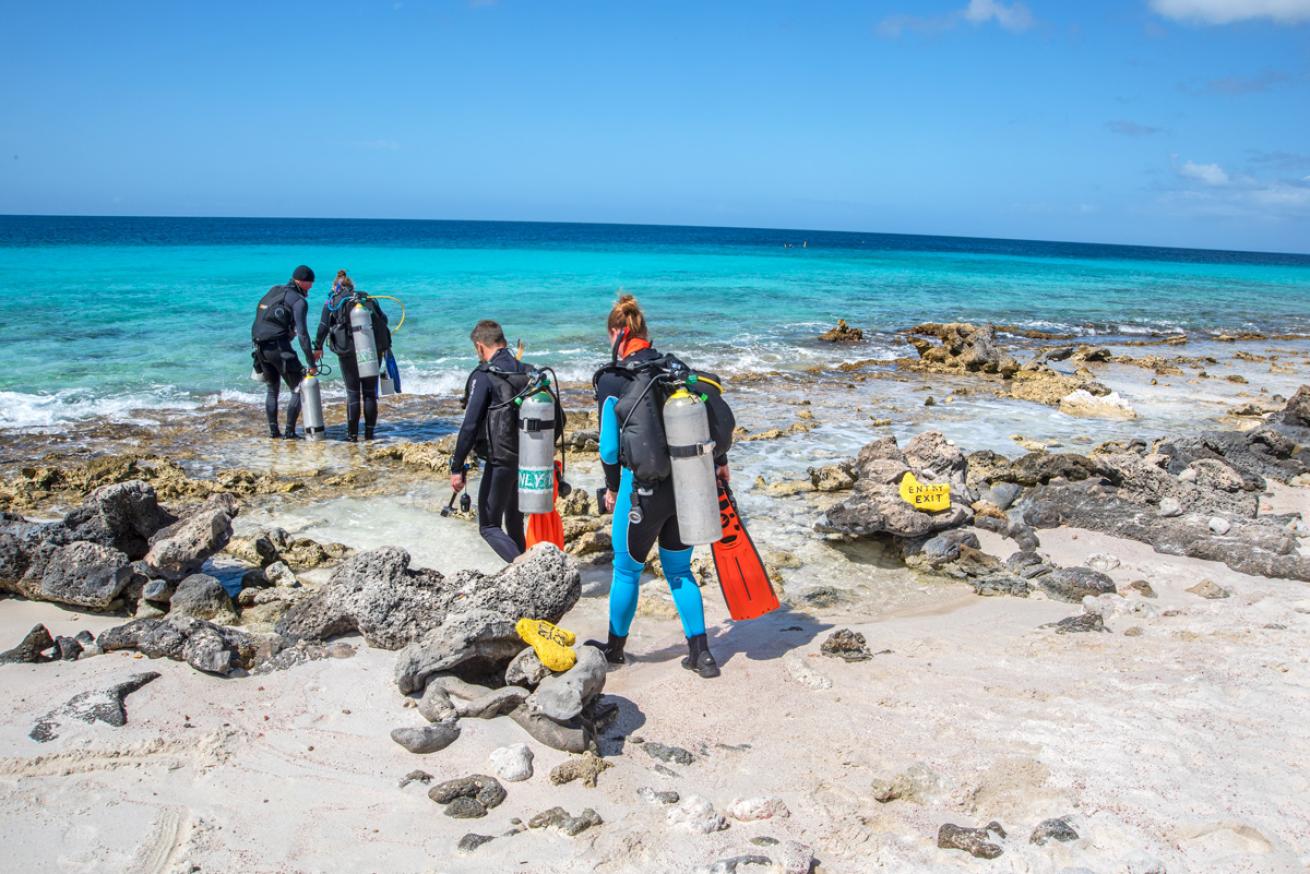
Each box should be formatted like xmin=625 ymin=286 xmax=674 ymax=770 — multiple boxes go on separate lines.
xmin=878 ymin=0 xmax=1033 ymax=37
xmin=964 ymin=0 xmax=1035 ymax=30
xmin=1150 ymin=0 xmax=1310 ymax=25
xmin=1180 ymin=160 xmax=1231 ymax=185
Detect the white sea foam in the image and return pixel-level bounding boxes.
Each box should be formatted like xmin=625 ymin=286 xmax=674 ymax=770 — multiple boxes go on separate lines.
xmin=0 ymin=388 xmax=203 ymax=432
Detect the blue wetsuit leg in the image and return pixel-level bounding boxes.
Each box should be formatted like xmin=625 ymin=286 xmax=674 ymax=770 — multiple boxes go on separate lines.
xmin=658 ymin=544 xmax=706 ymax=638
xmin=608 ymin=467 xmax=644 ymax=637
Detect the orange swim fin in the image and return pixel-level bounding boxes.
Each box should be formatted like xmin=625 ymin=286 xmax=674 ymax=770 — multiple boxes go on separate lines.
xmin=526 ymin=462 xmax=565 ymax=550
xmin=711 ymin=482 xmax=779 ymax=621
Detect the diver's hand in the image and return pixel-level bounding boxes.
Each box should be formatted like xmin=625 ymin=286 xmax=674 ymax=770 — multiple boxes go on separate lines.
xmin=450 ymin=473 xmax=466 ymax=493
xmin=307 ymin=366 xmax=318 ymax=377
xmin=604 ymin=489 xmax=617 ymax=512
xmin=716 ymin=464 xmax=730 ymax=484
xmin=313 ymin=349 xmax=323 ymax=363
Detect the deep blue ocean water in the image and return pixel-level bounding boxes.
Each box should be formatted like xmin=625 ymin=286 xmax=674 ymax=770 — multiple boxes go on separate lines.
xmin=2 ymin=215 xmax=1308 ymax=430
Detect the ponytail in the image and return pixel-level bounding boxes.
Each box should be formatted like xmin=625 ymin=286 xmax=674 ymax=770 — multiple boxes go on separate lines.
xmin=607 ymin=292 xmax=648 ymax=340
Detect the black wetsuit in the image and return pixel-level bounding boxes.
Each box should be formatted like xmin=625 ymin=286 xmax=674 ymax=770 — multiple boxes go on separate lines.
xmin=452 ymin=347 xmax=530 ymax=562
xmin=251 ymin=281 xmax=314 ymax=436
xmin=313 ymin=290 xmax=388 ymax=438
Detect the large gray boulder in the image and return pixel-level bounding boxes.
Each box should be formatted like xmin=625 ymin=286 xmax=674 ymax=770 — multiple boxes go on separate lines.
xmin=278 ymin=544 xmax=581 ymax=652
xmin=820 ymin=432 xmax=971 ymax=539
xmin=143 ymin=495 xmax=237 ymax=582
xmin=97 ymin=616 xmax=268 ymax=676
xmin=527 ymin=644 xmax=607 ymax=722
xmin=61 ymin=481 xmax=175 ymax=559
xmin=169 ymin=573 xmax=238 ymax=624
xmin=25 ymin=541 xmax=134 ymax=609
xmin=394 ymin=610 xmax=524 ymax=694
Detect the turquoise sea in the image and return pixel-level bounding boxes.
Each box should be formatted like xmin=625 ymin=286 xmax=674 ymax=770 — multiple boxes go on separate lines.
xmin=1 ymin=215 xmax=1308 ymax=432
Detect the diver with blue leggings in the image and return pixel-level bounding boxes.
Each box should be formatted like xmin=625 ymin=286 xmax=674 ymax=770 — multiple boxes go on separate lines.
xmin=586 ymin=294 xmax=732 ymax=679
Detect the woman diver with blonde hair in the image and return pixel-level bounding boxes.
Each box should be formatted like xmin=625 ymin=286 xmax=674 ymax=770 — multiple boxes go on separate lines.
xmin=587 ymin=293 xmax=734 ymax=678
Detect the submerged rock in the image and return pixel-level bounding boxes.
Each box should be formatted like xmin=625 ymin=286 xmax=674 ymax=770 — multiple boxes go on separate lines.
xmin=818 ymin=319 xmax=864 ymax=343
xmin=29 ymin=671 xmax=160 ymax=742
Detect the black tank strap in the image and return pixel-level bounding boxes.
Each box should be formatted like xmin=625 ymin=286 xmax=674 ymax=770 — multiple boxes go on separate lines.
xmin=668 ymin=441 xmax=714 ymax=459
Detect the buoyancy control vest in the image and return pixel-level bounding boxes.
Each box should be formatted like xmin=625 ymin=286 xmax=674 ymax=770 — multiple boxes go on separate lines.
xmin=461 ymin=363 xmax=565 ymax=467
xmin=252 ymin=284 xmax=300 ymax=343
xmin=326 ymin=292 xmax=390 ymax=357
xmin=592 ymin=353 xmax=735 ymax=487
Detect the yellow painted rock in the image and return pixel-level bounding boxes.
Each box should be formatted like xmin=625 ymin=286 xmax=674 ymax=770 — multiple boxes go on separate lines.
xmin=898 ymin=471 xmax=951 ymax=512
xmin=515 ymin=618 xmax=577 ymax=672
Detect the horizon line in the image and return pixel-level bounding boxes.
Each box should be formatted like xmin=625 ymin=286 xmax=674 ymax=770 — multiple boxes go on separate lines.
xmin=2 ymin=211 xmax=1308 ymax=260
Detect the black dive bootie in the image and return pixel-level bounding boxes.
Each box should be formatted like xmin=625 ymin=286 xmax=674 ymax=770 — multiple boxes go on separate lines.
xmin=364 ymin=426 xmax=375 ymax=441
xmin=584 ymin=631 xmax=627 ymax=666
xmin=681 ymin=633 xmax=720 ymax=678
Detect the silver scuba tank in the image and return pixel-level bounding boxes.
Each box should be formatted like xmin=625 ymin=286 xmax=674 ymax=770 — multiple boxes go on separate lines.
xmin=350 ymin=302 xmax=380 ymax=378
xmin=299 ymin=373 xmax=326 ymax=440
xmin=662 ymin=389 xmax=722 ymax=545
xmin=517 ymin=388 xmax=556 ymax=515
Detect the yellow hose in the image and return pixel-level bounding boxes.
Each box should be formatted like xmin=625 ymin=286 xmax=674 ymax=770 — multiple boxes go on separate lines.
xmin=366 ymin=295 xmax=407 ymax=332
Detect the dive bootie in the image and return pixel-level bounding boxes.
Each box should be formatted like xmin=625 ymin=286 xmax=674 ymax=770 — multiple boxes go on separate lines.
xmin=681 ymin=633 xmax=720 ymax=678
xmin=584 ymin=632 xmax=627 ymax=667
xmin=364 ymin=427 xmax=375 ymax=441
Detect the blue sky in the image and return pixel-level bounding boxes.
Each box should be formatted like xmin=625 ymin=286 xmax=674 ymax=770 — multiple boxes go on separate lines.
xmin=2 ymin=0 xmax=1308 ymax=252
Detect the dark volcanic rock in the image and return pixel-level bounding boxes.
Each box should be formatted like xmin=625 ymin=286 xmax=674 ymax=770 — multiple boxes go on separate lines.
xmin=97 ymin=616 xmax=265 ymax=676
xmin=1045 ymin=614 xmax=1107 ymax=634
xmin=26 ymin=541 xmax=133 ymax=610
xmin=427 ymin=775 xmax=506 ymax=818
xmin=143 ymin=495 xmax=237 ymax=582
xmin=528 ymin=806 xmax=604 ymax=836
xmin=457 ymin=833 xmax=495 ymax=853
xmin=61 ymin=481 xmax=175 ymax=559
xmin=29 ymin=671 xmax=161 ymax=742
xmin=54 ymin=635 xmax=84 ymax=661
xmin=938 ymin=821 xmax=1006 ymax=859
xmin=1038 ymin=567 xmax=1117 ymax=603
xmin=168 ymin=573 xmax=238 ymax=623
xmin=0 ymin=624 xmax=55 ymax=664
xmin=820 ymin=628 xmax=873 ymax=661
xmin=818 ymin=319 xmax=863 ymax=343
xmin=1030 ymin=816 xmax=1079 ymax=845
xmin=645 ymin=742 xmax=695 ymax=766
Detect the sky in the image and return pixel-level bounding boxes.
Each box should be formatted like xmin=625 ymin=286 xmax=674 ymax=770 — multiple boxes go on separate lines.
xmin=2 ymin=0 xmax=1308 ymax=253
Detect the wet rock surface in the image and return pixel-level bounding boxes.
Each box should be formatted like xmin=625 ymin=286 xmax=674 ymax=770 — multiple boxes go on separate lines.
xmin=29 ymin=671 xmax=161 ymax=742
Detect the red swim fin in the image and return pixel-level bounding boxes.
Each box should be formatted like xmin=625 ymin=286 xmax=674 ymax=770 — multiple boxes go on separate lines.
xmin=526 ymin=462 xmax=565 ymax=550
xmin=711 ymin=482 xmax=780 ymax=621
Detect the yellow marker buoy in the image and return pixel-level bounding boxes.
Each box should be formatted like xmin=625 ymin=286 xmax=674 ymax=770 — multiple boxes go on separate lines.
xmin=898 ymin=471 xmax=951 ymax=512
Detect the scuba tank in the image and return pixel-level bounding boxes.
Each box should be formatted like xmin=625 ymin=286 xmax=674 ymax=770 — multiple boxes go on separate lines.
xmin=350 ymin=301 xmax=380 ymax=378
xmin=662 ymin=386 xmax=722 ymax=545
xmin=299 ymin=374 xmax=326 ymax=441
xmin=516 ymin=384 xmax=557 ymax=515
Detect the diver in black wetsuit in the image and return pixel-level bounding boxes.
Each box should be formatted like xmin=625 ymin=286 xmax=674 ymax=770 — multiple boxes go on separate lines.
xmin=312 ymin=271 xmax=389 ymax=442
xmin=450 ymin=320 xmax=531 ymax=563
xmin=251 ymin=265 xmax=317 ymax=438
xmin=589 ymin=294 xmax=732 ymax=678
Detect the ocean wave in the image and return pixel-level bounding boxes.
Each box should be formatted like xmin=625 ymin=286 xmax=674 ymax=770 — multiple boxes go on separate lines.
xmin=0 ymin=388 xmax=203 ymax=432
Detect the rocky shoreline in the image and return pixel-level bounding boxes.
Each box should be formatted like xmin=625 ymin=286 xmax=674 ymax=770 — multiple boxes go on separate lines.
xmin=2 ymin=326 xmax=1309 ymax=872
